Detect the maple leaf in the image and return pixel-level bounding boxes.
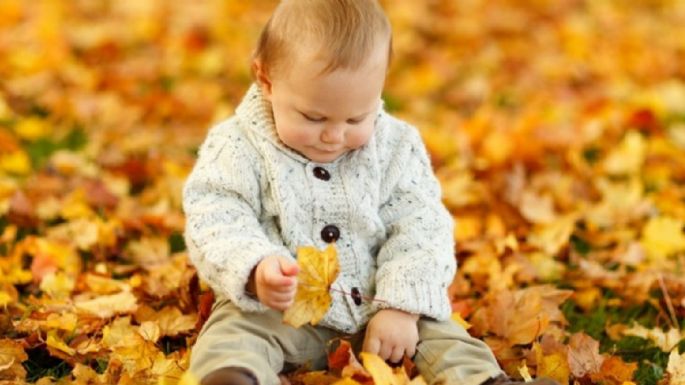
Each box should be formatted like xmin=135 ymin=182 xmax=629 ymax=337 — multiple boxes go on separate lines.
xmin=622 ymin=323 xmax=682 ymax=352
xmin=567 ymin=332 xmax=604 ymax=378
xmin=283 ymin=244 xmax=340 ymax=328
xmin=328 ymin=340 xmax=371 ymax=381
xmin=639 ymin=216 xmax=685 ymax=261
xmin=0 ymin=339 xmax=27 ymax=381
xmin=533 ymin=341 xmax=570 ymax=385
xmin=75 ymin=291 xmax=138 ymax=318
xmin=470 ymin=286 xmax=572 ymax=346
xmin=588 ymin=356 xmax=637 ymax=385
xmin=360 ymin=352 xmax=426 ymax=385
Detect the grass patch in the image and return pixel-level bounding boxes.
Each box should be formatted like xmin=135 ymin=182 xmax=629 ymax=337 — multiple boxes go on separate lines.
xmin=23 ymin=346 xmax=72 ymax=383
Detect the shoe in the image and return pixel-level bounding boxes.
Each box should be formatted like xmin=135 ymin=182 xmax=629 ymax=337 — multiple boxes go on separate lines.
xmin=481 ymin=374 xmax=560 ymax=385
xmin=201 ymin=367 xmax=258 ymax=385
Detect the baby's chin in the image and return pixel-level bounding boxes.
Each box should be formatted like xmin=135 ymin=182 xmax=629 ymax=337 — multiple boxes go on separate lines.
xmin=303 ymin=148 xmax=348 ymax=163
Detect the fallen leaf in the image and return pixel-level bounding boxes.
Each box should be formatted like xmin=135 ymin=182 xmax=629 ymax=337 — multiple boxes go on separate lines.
xmin=665 ymin=349 xmax=685 ymax=385
xmin=588 ymin=356 xmax=637 ymax=385
xmin=640 ymin=216 xmax=685 ymax=261
xmin=533 ymin=342 xmax=570 ymax=385
xmin=283 ymin=245 xmax=340 ymax=328
xmin=75 ymin=291 xmax=138 ymax=318
xmin=622 ymin=323 xmax=682 ymax=352
xmin=0 ymin=339 xmax=27 ymax=381
xmin=567 ymin=332 xmax=604 ymax=378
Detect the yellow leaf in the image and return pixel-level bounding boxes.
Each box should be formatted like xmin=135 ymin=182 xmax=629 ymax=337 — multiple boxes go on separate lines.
xmin=360 ymin=352 xmax=397 ymax=385
xmin=102 ymin=317 xmax=139 ymax=349
xmin=45 ymin=313 xmax=78 ymax=332
xmin=173 ymin=371 xmax=200 ymax=385
xmin=0 ymin=291 xmax=12 ymax=308
xmin=39 ymin=271 xmax=75 ymax=299
xmin=60 ymin=189 xmax=95 ymax=220
xmin=623 ymin=323 xmax=682 ymax=352
xmin=533 ymin=342 xmax=570 ymax=385
xmin=332 ymin=378 xmax=363 ymax=385
xmin=139 ymin=321 xmax=161 ymax=343
xmin=640 ymin=216 xmax=685 ymax=261
xmin=666 ymin=349 xmax=685 ymax=385
xmin=525 ymin=252 xmax=566 ymax=282
xmin=518 ymin=360 xmax=533 ymax=382
xmin=283 ymin=245 xmax=339 ymax=328
xmin=451 ymin=312 xmax=472 ymax=330
xmin=527 ymin=215 xmax=576 ymax=256
xmin=603 ymin=131 xmax=646 ymax=175
xmin=519 ymin=190 xmax=557 ymax=225
xmin=0 ymin=339 xmax=28 ymax=380
xmin=0 ymin=150 xmax=31 ymax=175
xmin=84 ymin=273 xmax=130 ymax=294
xmin=14 ymin=117 xmax=49 ymax=141
xmin=75 ymin=291 xmax=138 ymax=318
xmin=46 ymin=330 xmax=75 ymax=356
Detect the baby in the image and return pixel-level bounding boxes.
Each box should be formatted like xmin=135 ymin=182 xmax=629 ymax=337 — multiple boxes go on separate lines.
xmin=183 ymin=1 xmax=558 ymax=385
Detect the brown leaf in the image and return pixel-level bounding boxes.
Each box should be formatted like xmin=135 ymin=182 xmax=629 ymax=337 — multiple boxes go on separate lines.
xmin=567 ymin=332 xmax=604 ymax=378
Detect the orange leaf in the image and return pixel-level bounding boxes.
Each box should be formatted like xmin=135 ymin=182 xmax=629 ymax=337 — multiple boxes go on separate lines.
xmin=283 ymin=245 xmax=339 ymax=328
xmin=589 ymin=356 xmax=637 ymax=385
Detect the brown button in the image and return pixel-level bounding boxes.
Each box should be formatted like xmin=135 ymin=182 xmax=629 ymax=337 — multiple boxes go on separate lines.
xmin=351 ymin=287 xmax=362 ymax=306
xmin=321 ymin=225 xmax=340 ymax=243
xmin=313 ymin=167 xmax=330 ymax=181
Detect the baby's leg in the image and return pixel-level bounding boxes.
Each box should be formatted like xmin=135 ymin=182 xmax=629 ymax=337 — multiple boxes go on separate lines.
xmin=414 ymin=318 xmax=504 ymax=385
xmin=189 ymin=296 xmax=337 ymax=385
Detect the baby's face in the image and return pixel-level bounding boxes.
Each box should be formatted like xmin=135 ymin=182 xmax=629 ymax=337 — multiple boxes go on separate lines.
xmin=260 ymin=48 xmax=387 ymax=163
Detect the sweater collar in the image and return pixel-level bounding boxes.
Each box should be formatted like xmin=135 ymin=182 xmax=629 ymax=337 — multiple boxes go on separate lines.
xmin=235 ymin=83 xmax=386 ymax=165
xmin=235 ymin=83 xmax=310 ymax=163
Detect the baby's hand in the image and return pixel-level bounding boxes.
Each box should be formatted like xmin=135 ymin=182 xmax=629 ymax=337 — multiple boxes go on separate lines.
xmin=362 ymin=308 xmax=419 ymax=363
xmin=252 ymin=255 xmax=299 ymax=311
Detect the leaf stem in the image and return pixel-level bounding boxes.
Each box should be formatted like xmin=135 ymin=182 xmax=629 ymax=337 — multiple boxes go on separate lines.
xmin=330 ymin=287 xmax=387 ymax=305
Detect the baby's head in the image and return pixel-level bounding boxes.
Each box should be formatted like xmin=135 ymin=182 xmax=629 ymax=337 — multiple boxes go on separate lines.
xmin=252 ymin=0 xmax=392 ymax=163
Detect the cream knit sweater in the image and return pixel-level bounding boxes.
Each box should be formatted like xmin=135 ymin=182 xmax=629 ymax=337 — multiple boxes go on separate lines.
xmin=183 ymin=84 xmax=456 ymax=333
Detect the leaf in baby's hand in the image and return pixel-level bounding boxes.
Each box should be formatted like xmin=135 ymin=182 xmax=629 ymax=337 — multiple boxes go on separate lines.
xmin=283 ymin=244 xmax=340 ymax=328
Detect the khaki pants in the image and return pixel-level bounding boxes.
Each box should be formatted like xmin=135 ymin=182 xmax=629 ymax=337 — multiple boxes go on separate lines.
xmin=190 ymin=297 xmax=503 ymax=385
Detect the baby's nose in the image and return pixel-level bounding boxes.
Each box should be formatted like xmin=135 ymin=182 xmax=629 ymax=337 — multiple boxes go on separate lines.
xmin=321 ymin=126 xmax=345 ymax=143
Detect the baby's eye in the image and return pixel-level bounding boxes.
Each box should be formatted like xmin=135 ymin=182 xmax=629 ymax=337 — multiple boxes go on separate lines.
xmin=302 ymin=113 xmax=325 ymax=122
xmin=346 ymin=118 xmax=363 ymax=125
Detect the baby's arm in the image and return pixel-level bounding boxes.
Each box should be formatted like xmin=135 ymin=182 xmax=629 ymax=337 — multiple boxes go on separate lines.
xmin=363 ymin=123 xmax=456 ymax=361
xmin=183 ymin=122 xmax=294 ymax=312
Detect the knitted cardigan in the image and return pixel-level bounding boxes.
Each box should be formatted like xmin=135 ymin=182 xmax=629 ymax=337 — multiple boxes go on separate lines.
xmin=183 ymin=84 xmax=456 ymax=333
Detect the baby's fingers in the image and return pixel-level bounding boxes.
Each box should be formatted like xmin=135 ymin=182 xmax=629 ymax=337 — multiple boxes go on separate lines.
xmin=264 ymin=272 xmax=297 ymax=288
xmin=362 ymin=335 xmax=381 ymax=356
xmin=389 ymin=346 xmax=405 ymax=364
xmin=265 ymin=298 xmax=294 ymax=311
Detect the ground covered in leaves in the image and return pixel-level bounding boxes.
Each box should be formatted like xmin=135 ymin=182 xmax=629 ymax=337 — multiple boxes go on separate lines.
xmin=1 ymin=1 xmax=685 ymax=384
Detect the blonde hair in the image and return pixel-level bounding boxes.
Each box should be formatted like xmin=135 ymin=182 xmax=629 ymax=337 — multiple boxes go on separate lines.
xmin=253 ymin=0 xmax=392 ymax=78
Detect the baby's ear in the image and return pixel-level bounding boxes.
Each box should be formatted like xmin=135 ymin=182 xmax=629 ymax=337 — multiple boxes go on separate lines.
xmin=252 ymin=59 xmax=273 ymax=99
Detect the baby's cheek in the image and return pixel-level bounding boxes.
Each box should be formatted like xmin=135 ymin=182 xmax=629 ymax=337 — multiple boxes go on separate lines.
xmin=347 ymin=124 xmax=375 ymax=149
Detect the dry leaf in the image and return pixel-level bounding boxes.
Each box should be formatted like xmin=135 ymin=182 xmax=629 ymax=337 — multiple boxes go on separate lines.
xmin=0 ymin=339 xmax=27 ymax=381
xmin=283 ymin=245 xmax=339 ymax=328
xmin=75 ymin=291 xmax=138 ymax=318
xmin=567 ymin=332 xmax=604 ymax=378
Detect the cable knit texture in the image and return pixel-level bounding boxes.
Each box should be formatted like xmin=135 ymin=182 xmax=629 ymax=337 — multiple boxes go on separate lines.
xmin=183 ymin=84 xmax=456 ymax=333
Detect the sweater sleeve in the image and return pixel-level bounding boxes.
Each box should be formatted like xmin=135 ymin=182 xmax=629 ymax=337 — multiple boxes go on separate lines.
xmin=183 ymin=121 xmax=291 ymax=312
xmin=374 ymin=123 xmax=456 ymax=320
